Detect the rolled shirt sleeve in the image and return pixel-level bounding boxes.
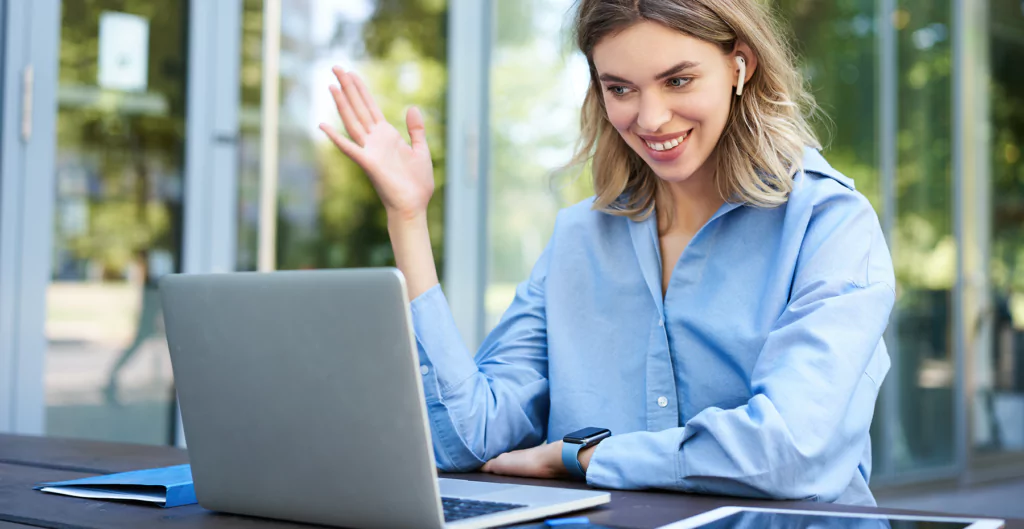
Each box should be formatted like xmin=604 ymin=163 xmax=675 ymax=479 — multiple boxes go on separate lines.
xmin=409 ymin=242 xmax=554 ymax=472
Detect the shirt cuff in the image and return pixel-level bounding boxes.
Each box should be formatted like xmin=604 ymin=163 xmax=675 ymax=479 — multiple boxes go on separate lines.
xmin=409 ymin=284 xmax=479 ymax=395
xmin=585 ymin=429 xmax=686 ymax=490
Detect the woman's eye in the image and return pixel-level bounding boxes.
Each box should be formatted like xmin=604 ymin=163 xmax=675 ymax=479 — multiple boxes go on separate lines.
xmin=607 ymin=86 xmax=630 ymax=96
xmin=667 ymin=77 xmax=691 ymax=88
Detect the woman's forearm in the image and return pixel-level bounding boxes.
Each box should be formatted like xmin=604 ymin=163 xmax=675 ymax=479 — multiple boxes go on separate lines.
xmin=387 ymin=211 xmax=440 ymax=301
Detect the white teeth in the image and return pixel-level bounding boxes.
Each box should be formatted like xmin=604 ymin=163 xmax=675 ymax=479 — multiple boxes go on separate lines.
xmin=644 ymin=131 xmax=689 ymax=151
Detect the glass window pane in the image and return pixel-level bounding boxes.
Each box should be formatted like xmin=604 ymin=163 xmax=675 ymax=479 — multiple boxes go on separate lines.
xmin=778 ymin=0 xmax=881 ymax=208
xmin=47 ymin=0 xmax=187 ymax=444
xmin=975 ymin=0 xmax=1024 ymax=455
xmin=890 ymin=0 xmax=956 ymax=471
xmin=486 ymin=0 xmax=590 ymax=329
xmin=235 ymin=0 xmax=447 ymax=274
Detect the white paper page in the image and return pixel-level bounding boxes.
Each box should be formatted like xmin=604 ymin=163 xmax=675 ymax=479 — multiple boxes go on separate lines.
xmin=40 ymin=486 xmax=165 ymax=504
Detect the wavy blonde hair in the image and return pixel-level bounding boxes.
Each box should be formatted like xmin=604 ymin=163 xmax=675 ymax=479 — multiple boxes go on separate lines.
xmin=568 ymin=0 xmax=822 ymax=229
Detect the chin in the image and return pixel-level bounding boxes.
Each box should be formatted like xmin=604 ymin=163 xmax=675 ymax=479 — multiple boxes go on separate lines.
xmin=650 ymin=165 xmax=699 ymax=184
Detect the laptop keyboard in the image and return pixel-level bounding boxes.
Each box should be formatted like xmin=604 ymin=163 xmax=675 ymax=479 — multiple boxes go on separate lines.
xmin=441 ymin=497 xmax=526 ymax=522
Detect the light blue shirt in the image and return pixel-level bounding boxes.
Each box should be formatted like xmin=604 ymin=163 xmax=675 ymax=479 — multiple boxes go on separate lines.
xmin=410 ymin=147 xmax=895 ymax=506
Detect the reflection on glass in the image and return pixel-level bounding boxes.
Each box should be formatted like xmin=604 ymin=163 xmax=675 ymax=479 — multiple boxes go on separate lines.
xmin=891 ymin=0 xmax=956 ymax=470
xmin=778 ymin=0 xmax=880 ymax=208
xmin=702 ymin=511 xmax=974 ymax=529
xmin=47 ymin=0 xmax=187 ymax=444
xmin=236 ymin=0 xmax=447 ymax=273
xmin=974 ymin=0 xmax=1024 ymax=455
xmin=486 ymin=0 xmax=591 ymax=330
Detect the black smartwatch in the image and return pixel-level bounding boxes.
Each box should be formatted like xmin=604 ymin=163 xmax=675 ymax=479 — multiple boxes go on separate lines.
xmin=561 ymin=427 xmax=611 ymax=479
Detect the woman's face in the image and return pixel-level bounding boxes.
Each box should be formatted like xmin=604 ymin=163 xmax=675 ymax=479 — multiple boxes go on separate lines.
xmin=592 ymin=21 xmax=740 ymax=185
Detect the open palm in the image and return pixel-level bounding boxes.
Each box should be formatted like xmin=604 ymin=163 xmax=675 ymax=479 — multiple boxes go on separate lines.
xmin=319 ymin=66 xmax=435 ymax=217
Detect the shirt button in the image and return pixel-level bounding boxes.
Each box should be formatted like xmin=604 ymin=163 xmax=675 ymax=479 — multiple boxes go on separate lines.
xmin=420 ymin=365 xmax=430 ymax=376
xmin=657 ymin=396 xmax=669 ymax=408
xmin=658 ymin=319 xmax=664 ymax=327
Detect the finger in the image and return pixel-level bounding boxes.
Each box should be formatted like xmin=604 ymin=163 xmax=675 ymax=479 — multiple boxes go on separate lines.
xmin=406 ymin=106 xmax=429 ymax=153
xmin=350 ymin=72 xmax=385 ymax=123
xmin=481 ymin=454 xmax=509 ymax=474
xmin=319 ymin=123 xmax=366 ymax=165
xmin=338 ymin=70 xmax=374 ymax=132
xmin=329 ymin=80 xmax=365 ymax=144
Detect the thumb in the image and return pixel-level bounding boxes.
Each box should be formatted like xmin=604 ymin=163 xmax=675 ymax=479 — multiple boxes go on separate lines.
xmin=406 ymin=106 xmax=429 ymax=153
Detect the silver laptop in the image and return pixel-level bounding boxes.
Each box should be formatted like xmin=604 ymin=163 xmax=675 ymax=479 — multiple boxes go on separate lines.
xmin=160 ymin=268 xmax=610 ymax=529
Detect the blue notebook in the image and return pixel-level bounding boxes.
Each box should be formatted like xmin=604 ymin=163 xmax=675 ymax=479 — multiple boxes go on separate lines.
xmin=34 ymin=464 xmax=197 ymax=508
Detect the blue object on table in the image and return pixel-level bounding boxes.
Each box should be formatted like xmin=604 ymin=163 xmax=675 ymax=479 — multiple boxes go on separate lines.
xmin=509 ymin=517 xmax=618 ymax=529
xmin=546 ymin=517 xmax=590 ymax=526
xmin=34 ymin=464 xmax=196 ymax=508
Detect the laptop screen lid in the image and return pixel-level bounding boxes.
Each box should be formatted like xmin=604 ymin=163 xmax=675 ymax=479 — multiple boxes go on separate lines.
xmin=161 ymin=268 xmax=447 ymax=529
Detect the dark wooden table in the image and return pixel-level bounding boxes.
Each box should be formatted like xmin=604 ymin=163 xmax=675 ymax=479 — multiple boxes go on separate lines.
xmin=0 ymin=434 xmax=1017 ymax=528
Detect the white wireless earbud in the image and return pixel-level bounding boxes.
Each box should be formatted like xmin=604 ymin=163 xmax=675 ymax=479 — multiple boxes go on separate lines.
xmin=735 ymin=56 xmax=747 ymax=96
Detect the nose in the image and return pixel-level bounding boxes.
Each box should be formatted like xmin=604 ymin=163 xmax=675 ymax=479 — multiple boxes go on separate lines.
xmin=636 ymin=91 xmax=672 ymax=133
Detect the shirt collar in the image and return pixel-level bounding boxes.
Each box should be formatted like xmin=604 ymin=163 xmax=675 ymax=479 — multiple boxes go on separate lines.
xmin=801 ymin=146 xmax=855 ymax=190
xmin=626 ymin=146 xmax=842 ymax=310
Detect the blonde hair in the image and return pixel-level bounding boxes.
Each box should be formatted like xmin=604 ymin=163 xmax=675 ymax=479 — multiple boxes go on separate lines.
xmin=568 ymin=0 xmax=822 ymax=229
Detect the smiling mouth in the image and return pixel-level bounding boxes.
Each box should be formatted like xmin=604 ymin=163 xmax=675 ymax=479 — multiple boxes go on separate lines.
xmin=642 ymin=130 xmax=692 ymax=152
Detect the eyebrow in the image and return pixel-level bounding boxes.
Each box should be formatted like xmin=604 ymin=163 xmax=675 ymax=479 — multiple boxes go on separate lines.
xmin=598 ymin=60 xmax=701 ymax=84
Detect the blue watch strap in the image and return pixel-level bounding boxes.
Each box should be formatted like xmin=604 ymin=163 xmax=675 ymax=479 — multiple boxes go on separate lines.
xmin=561 ymin=441 xmax=587 ymax=479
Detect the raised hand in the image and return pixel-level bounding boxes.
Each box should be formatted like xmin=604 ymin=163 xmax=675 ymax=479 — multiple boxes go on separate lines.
xmin=319 ymin=66 xmax=435 ymax=219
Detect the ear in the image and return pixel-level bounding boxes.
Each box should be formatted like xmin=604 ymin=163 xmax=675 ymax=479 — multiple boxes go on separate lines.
xmin=731 ymin=40 xmax=758 ymax=86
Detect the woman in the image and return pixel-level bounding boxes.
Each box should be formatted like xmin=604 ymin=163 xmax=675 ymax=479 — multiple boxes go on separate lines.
xmin=320 ymin=0 xmax=894 ymax=506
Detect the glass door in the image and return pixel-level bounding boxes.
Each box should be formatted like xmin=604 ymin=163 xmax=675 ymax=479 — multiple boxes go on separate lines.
xmin=972 ymin=0 xmax=1024 ymax=462
xmin=44 ymin=0 xmax=189 ymax=444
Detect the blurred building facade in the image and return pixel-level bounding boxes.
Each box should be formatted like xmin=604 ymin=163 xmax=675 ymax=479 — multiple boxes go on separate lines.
xmin=1 ymin=0 xmax=1023 ymax=495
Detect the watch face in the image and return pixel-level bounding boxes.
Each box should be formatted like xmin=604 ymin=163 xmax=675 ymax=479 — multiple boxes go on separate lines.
xmin=565 ymin=427 xmax=611 ymax=444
